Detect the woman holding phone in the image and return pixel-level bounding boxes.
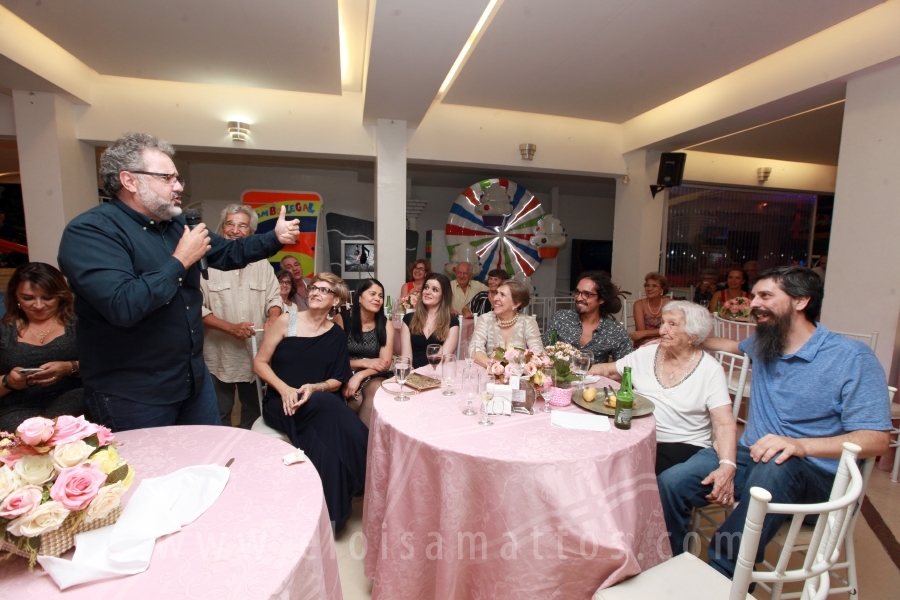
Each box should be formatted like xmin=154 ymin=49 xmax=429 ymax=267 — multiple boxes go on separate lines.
xmin=0 ymin=262 xmax=84 ymax=432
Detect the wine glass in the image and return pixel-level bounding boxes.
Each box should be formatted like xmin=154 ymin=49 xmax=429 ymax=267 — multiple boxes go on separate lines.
xmin=393 ymin=356 xmax=411 ymax=402
xmin=478 ymin=378 xmax=494 ymax=426
xmin=573 ymin=351 xmax=593 ymax=391
xmin=461 ymin=368 xmax=479 ymax=416
xmin=540 ymin=366 xmax=556 ymax=413
xmin=441 ymin=354 xmax=457 ymax=396
xmin=426 ymin=344 xmax=442 ymax=378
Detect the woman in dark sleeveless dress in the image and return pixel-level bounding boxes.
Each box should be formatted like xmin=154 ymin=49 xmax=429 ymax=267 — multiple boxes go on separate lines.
xmin=342 ymin=278 xmax=393 ymax=427
xmin=253 ymin=272 xmax=366 ymax=531
xmin=401 ymin=273 xmax=459 ymax=369
xmin=0 ymin=263 xmax=84 ymax=432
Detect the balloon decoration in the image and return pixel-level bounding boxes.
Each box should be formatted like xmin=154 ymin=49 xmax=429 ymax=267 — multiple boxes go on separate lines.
xmin=529 ymin=214 xmax=568 ymax=258
xmin=445 ymin=179 xmax=545 ymax=281
xmin=444 ymin=243 xmax=484 ymax=277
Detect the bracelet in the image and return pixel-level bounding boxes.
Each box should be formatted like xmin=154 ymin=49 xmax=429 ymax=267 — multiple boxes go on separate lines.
xmin=70 ymin=361 xmax=79 ymax=376
xmin=1 ymin=374 xmax=10 ymax=391
xmin=719 ymin=459 xmax=737 ymax=469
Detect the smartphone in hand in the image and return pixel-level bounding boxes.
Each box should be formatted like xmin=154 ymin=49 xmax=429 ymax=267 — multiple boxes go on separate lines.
xmin=18 ymin=368 xmax=45 ymax=375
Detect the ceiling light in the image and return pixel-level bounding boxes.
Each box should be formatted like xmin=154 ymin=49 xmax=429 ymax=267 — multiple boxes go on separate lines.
xmin=228 ymin=121 xmax=250 ymax=142
xmin=519 ymin=143 xmax=536 ymax=160
xmin=437 ymin=0 xmax=504 ymax=97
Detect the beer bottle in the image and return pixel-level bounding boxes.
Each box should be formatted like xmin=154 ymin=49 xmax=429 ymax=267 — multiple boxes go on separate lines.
xmin=614 ymin=366 xmax=634 ymax=430
xmin=385 ymin=296 xmax=392 ymax=316
xmin=550 ymin=330 xmax=558 ymax=345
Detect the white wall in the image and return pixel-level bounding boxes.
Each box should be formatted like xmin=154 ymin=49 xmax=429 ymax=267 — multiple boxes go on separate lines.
xmin=683 ymin=151 xmax=837 ymax=193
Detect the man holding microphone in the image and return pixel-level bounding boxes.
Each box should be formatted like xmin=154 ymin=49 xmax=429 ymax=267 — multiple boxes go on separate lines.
xmin=58 ymin=132 xmax=300 ymax=431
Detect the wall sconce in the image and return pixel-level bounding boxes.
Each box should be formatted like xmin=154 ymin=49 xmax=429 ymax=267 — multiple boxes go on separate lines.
xmin=757 ymin=167 xmax=772 ymax=183
xmin=519 ymin=143 xmax=536 ymax=160
xmin=228 ymin=121 xmax=250 ymax=142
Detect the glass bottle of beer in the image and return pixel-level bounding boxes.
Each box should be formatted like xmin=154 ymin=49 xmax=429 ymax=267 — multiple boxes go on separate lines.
xmin=614 ymin=366 xmax=634 ymax=430
xmin=550 ymin=330 xmax=558 ymax=345
xmin=385 ymin=296 xmax=392 ymax=316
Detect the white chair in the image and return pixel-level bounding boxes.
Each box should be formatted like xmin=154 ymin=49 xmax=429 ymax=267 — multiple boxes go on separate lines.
xmin=248 ymin=333 xmax=291 ymax=443
xmin=833 ymin=330 xmax=879 ymax=352
xmin=620 ymin=299 xmax=635 ymax=333
xmin=594 ymin=443 xmax=864 ymax=600
xmin=886 ymin=386 xmax=899 ymax=482
xmin=714 ymin=313 xmax=756 ymax=342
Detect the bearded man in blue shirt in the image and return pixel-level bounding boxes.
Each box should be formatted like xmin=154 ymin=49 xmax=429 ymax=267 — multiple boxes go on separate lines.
xmin=58 ymin=132 xmax=300 ymax=431
xmin=657 ymin=266 xmax=891 ymax=579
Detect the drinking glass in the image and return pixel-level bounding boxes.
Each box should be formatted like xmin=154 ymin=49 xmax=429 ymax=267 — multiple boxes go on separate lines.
xmin=441 ymin=354 xmax=457 ymax=396
xmin=461 ymin=368 xmax=479 ymax=416
xmin=540 ymin=366 xmax=556 ymax=413
xmin=426 ymin=344 xmax=442 ymax=378
xmin=573 ymin=351 xmax=593 ymax=390
xmin=393 ymin=356 xmax=411 ymax=402
xmin=478 ymin=378 xmax=494 ymax=426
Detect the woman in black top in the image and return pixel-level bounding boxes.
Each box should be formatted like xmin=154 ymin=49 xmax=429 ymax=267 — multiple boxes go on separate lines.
xmin=0 ymin=263 xmax=84 ymax=432
xmin=401 ymin=273 xmax=459 ymax=369
xmin=342 ymin=278 xmax=393 ymax=427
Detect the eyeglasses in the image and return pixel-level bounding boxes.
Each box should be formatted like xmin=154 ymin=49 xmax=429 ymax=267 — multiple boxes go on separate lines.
xmin=308 ymin=285 xmax=336 ymax=296
xmin=128 ymin=171 xmax=185 ymax=187
xmin=279 ymin=281 xmax=293 ymax=287
xmin=412 ymin=266 xmax=426 ymax=272
xmin=572 ymin=290 xmax=598 ymax=299
xmin=224 ymin=221 xmax=250 ymax=231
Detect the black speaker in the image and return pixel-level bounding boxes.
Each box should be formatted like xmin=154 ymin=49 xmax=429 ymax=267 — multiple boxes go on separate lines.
xmin=657 ymin=152 xmax=686 ymax=187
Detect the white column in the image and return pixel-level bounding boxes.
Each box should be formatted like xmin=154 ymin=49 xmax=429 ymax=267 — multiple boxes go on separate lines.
xmin=12 ymin=90 xmax=97 ymax=266
xmin=821 ymin=61 xmax=900 ymax=377
xmin=375 ymin=118 xmax=407 ymax=300
xmin=610 ymin=150 xmax=664 ymax=299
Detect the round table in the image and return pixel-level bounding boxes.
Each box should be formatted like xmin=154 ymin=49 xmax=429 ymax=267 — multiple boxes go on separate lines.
xmin=362 ymin=371 xmax=671 ymax=599
xmin=0 ymin=426 xmax=342 ymax=600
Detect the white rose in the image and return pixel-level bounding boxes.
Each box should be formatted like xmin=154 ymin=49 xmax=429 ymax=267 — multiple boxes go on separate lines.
xmin=0 ymin=465 xmax=22 ymax=502
xmin=50 ymin=440 xmax=94 ymax=470
xmin=14 ymin=454 xmax=56 ymax=485
xmin=83 ymin=482 xmax=126 ymax=523
xmin=6 ymin=500 xmax=70 ymax=537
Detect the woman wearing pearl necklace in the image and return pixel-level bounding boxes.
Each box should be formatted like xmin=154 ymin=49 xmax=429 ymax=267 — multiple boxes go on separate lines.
xmin=469 ymin=280 xmax=543 ymax=367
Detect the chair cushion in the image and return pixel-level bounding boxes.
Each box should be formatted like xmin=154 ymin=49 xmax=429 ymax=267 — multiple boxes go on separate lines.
xmin=250 ymin=416 xmax=291 ymax=443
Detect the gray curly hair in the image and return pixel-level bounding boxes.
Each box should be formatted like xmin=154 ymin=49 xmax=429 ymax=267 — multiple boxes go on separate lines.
xmin=99 ymin=132 xmax=175 ymax=197
xmin=217 ymin=204 xmax=259 ymax=235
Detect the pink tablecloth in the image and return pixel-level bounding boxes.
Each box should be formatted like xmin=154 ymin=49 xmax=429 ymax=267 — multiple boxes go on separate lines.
xmin=0 ymin=426 xmax=342 ymax=600
xmin=363 ymin=371 xmax=671 ymax=599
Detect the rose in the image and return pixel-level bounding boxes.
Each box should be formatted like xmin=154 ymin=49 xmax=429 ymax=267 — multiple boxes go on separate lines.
xmin=0 ymin=484 xmax=43 ymax=519
xmin=83 ymin=482 xmax=126 ymax=523
xmin=16 ymin=417 xmax=55 ymax=446
xmin=50 ymin=462 xmax=107 ymax=511
xmin=89 ymin=447 xmax=122 ymax=474
xmin=14 ymin=454 xmax=56 ymax=485
xmin=0 ymin=465 xmax=23 ymax=502
xmin=504 ymin=348 xmax=521 ymax=362
xmin=50 ymin=440 xmax=94 ymax=470
xmin=490 ymin=362 xmax=505 ymax=376
xmin=409 ymin=294 xmax=418 ymax=307
xmin=524 ymin=363 xmax=537 ymax=377
xmin=95 ymin=425 xmax=115 ymax=447
xmin=48 ymin=415 xmax=99 ymax=446
xmin=6 ymin=501 xmax=70 ymax=537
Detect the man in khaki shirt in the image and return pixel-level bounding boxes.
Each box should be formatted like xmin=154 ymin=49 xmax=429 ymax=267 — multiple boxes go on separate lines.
xmin=450 ymin=261 xmax=488 ymax=317
xmin=201 ymin=205 xmax=283 ymax=428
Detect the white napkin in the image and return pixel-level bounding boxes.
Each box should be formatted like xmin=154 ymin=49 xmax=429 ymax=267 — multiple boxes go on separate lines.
xmin=39 ymin=464 xmax=230 ymax=590
xmin=283 ymin=448 xmax=307 ymax=465
xmin=551 ymin=411 xmax=611 ymax=432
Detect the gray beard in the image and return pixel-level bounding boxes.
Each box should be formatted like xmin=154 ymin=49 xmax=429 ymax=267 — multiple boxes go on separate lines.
xmin=138 ymin=180 xmax=181 ymax=220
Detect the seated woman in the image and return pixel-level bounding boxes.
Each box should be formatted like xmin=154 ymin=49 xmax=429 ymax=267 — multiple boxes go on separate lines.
xmin=253 ymin=272 xmax=367 ymax=531
xmin=631 ymin=272 xmax=672 ymax=348
xmin=470 ymin=279 xmax=543 ymax=365
xmin=0 ymin=263 xmax=84 ymax=432
xmin=343 ymin=278 xmax=394 ymax=427
xmin=467 ymin=268 xmax=509 ymax=316
xmin=590 ymin=301 xmax=736 ymax=476
xmin=400 ymin=259 xmax=430 ymax=302
xmin=401 ymin=273 xmax=459 ymax=369
xmin=276 ymin=269 xmax=298 ymax=314
xmin=708 ymin=268 xmax=750 ymax=313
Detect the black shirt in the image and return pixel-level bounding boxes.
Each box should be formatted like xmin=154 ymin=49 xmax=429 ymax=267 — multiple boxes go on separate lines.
xmin=58 ymin=200 xmax=282 ymax=405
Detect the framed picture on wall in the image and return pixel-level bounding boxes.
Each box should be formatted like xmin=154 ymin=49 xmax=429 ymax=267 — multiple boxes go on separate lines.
xmin=341 ymin=240 xmax=375 ymax=279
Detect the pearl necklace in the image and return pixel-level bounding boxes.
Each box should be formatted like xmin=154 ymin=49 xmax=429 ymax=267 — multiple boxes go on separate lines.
xmin=645 ymin=296 xmax=662 ymax=316
xmin=497 ymin=314 xmax=518 ymax=329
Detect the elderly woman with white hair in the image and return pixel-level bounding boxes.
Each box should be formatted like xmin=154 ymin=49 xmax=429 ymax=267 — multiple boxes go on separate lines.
xmin=590 ymin=301 xmax=737 ymax=481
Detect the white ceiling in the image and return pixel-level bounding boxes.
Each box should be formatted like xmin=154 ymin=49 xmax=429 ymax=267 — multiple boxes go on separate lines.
xmin=443 ymin=0 xmax=882 ymax=123
xmin=1 ymin=0 xmax=343 ymax=94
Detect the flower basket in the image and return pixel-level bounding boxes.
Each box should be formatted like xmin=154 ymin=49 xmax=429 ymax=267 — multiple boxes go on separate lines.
xmin=549 ymin=386 xmax=573 ymax=407
xmin=0 ymin=505 xmax=122 ymax=559
xmin=718 ymin=296 xmax=752 ymax=322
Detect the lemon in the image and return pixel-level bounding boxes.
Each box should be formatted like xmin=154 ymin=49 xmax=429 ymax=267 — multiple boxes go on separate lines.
xmin=582 ymin=387 xmax=597 ymax=402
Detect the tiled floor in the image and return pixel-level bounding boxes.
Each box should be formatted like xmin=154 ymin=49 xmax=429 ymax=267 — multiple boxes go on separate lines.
xmin=334 ymin=468 xmax=900 ymax=599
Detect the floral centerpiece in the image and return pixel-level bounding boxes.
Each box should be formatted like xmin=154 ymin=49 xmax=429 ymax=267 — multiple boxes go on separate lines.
xmin=718 ymin=296 xmax=752 ymax=322
xmin=544 ymin=341 xmax=581 ymax=386
xmin=487 ymin=346 xmax=551 ymax=387
xmin=0 ymin=415 xmax=134 ymax=567
xmin=397 ymin=290 xmax=419 ymax=312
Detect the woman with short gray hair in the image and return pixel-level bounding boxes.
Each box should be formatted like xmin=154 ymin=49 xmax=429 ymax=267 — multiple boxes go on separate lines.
xmin=591 ymin=300 xmax=737 ymax=478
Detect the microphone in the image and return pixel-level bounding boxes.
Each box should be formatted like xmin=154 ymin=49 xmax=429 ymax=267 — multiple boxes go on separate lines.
xmin=183 ymin=209 xmax=209 ymax=280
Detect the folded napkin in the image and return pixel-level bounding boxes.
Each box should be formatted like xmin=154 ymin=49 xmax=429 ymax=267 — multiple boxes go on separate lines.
xmin=550 ymin=411 xmax=611 ymax=432
xmin=39 ymin=464 xmax=230 ymax=590
xmin=283 ymin=448 xmax=307 ymax=465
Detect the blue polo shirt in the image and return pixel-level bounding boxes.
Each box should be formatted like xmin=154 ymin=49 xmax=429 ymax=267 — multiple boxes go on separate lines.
xmin=738 ymin=323 xmax=891 ymax=474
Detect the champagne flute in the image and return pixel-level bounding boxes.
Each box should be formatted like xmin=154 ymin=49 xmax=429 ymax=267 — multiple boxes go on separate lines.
xmin=541 ymin=366 xmax=556 ymax=413
xmin=461 ymin=368 xmax=479 ymax=416
xmin=478 ymin=379 xmax=494 ymax=426
xmin=573 ymin=351 xmax=593 ymax=391
xmin=441 ymin=354 xmax=457 ymax=396
xmin=393 ymin=356 xmax=411 ymax=402
xmin=426 ymin=344 xmax=442 ymax=378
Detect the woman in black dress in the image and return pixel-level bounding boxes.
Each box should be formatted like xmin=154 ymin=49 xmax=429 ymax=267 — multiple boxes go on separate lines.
xmin=342 ymin=279 xmax=393 ymax=427
xmin=0 ymin=263 xmax=84 ymax=432
xmin=253 ymin=272 xmax=367 ymax=531
xmin=400 ymin=273 xmax=459 ymax=369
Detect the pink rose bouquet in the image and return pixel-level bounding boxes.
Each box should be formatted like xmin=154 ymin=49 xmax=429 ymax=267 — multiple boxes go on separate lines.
xmin=397 ymin=291 xmax=419 ymax=311
xmin=0 ymin=415 xmax=134 ymax=561
xmin=719 ymin=296 xmax=752 ymax=321
xmin=487 ymin=345 xmax=548 ymax=386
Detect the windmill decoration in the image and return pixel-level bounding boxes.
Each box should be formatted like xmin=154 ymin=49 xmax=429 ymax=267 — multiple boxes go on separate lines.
xmin=445 ymin=179 xmax=546 ymax=280
xmin=529 ymin=214 xmax=567 ymax=258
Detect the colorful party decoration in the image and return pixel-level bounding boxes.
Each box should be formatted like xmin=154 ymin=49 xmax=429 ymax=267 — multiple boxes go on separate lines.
xmin=529 ymin=214 xmax=568 ymax=258
xmin=241 ymin=190 xmax=322 ymax=275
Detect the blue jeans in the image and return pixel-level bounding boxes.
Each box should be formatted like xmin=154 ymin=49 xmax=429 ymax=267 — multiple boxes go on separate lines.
xmin=657 ymin=445 xmax=835 ymax=578
xmin=84 ymin=370 xmax=221 ymax=432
